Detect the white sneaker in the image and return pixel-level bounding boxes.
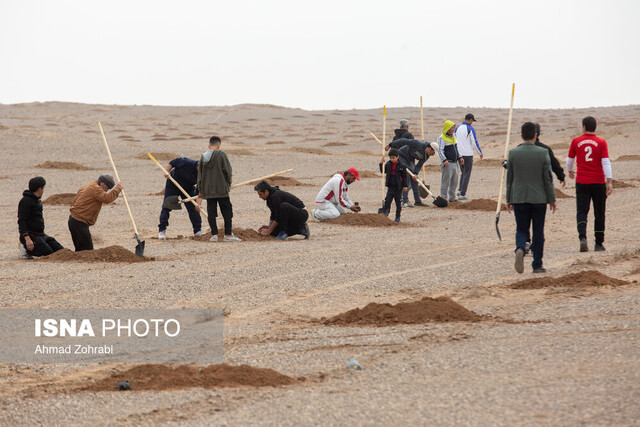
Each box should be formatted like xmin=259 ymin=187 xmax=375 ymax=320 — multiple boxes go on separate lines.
xmin=19 ymin=243 xmax=33 ymax=259
xmin=194 ymin=230 xmax=204 ymax=236
xmin=209 ymin=234 xmax=218 ymax=242
xmin=223 ymin=234 xmax=242 ymax=242
xmin=158 ymin=230 xmax=166 ymax=240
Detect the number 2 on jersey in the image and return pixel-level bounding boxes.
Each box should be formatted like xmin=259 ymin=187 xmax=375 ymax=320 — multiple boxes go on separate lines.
xmin=584 ymin=146 xmax=593 ymax=162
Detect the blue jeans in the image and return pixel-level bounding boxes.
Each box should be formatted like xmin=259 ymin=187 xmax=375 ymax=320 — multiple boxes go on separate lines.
xmin=513 ymin=203 xmax=546 ymax=270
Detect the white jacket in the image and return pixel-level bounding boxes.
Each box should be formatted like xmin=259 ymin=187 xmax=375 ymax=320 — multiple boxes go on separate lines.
xmin=315 ymin=173 xmax=353 ymax=208
xmin=455 ymin=123 xmax=482 ymax=157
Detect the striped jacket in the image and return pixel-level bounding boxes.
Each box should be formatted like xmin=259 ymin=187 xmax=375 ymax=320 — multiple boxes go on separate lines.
xmin=315 ymin=173 xmax=353 ymax=208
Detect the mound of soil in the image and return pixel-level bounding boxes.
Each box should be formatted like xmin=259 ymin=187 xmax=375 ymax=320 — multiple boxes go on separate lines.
xmin=475 ymin=158 xmax=504 ymax=167
xmin=42 ymin=193 xmax=76 ymax=205
xmin=267 ymin=176 xmax=311 ymax=186
xmin=266 ymin=141 xmax=285 ymax=145
xmin=39 ymin=246 xmax=151 ymax=263
xmin=450 ymin=199 xmax=506 ymax=212
xmin=81 ymin=363 xmax=297 ymax=392
xmin=324 ymin=142 xmax=348 ymax=147
xmin=191 ymin=229 xmax=273 ymax=242
xmin=508 ymin=270 xmax=632 ymax=290
xmin=225 ymin=149 xmax=255 ymax=156
xmin=35 ymin=161 xmax=92 ymax=170
xmin=613 ymin=179 xmax=634 ymax=188
xmin=323 ymin=297 xmax=482 ymax=326
xmin=615 ymin=155 xmax=640 ymax=161
xmin=358 ymin=170 xmax=381 ymax=179
xmin=555 ymin=188 xmax=573 ymax=198
xmin=325 ymin=213 xmax=403 ymax=227
xmin=289 ymin=147 xmax=331 ymax=155
xmin=137 ymin=152 xmax=180 ymax=161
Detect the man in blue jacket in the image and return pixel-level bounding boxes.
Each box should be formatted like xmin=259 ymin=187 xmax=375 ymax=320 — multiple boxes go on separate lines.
xmin=158 ymin=157 xmax=202 ymax=239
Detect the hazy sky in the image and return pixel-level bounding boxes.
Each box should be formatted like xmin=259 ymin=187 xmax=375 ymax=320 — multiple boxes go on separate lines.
xmin=1 ymin=0 xmax=638 ymax=110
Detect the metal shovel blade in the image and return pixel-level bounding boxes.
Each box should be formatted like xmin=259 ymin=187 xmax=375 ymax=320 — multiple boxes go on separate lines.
xmin=432 ymin=196 xmax=448 ymax=208
xmin=135 ymin=234 xmax=145 ymax=257
xmin=163 ymin=195 xmax=183 ymax=210
xmin=418 ymin=181 xmax=430 ymax=199
xmin=495 ymin=213 xmax=502 ymax=242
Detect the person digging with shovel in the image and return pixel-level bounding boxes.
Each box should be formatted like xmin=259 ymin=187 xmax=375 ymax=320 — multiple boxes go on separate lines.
xmin=157 ymin=157 xmax=203 ymax=239
xmin=254 ymin=180 xmax=309 ymax=240
xmin=68 ymin=174 xmax=123 ymax=251
xmin=385 ymin=138 xmax=436 ymax=207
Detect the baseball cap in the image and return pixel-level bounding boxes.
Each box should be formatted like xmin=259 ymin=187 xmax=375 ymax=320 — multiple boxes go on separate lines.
xmin=347 ymin=167 xmax=360 ymax=181
xmin=429 ymin=142 xmax=439 ymax=153
xmin=465 ymin=113 xmax=476 ymax=122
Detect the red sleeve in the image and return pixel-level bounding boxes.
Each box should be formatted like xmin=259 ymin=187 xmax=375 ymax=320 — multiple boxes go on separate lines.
xmin=568 ymin=140 xmax=576 ymax=158
xmin=600 ymin=139 xmax=609 ymax=159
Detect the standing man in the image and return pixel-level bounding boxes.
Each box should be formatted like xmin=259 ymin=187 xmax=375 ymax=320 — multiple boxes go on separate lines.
xmin=566 ymin=116 xmax=613 ymax=252
xmin=254 ymin=180 xmax=309 ymax=240
xmin=68 ymin=174 xmax=123 ymax=251
xmin=158 ymin=157 xmax=203 ymax=239
xmin=18 ymin=176 xmax=64 ymax=258
xmin=437 ymin=120 xmax=464 ymax=203
xmin=455 ymin=113 xmax=483 ymax=200
xmin=393 ymin=119 xmax=414 ymax=141
xmin=506 ymin=122 xmax=557 ymax=274
xmin=534 ymin=123 xmax=565 ymax=187
xmin=386 ymin=138 xmax=437 ymax=207
xmin=312 ymin=168 xmax=361 ymax=221
xmin=196 ymin=136 xmax=241 ymax=242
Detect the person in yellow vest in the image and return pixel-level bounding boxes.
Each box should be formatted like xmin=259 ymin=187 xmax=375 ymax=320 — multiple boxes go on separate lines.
xmin=436 ymin=120 xmax=464 ymax=203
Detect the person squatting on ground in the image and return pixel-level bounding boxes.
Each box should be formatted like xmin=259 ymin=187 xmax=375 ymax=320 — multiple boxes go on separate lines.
xmin=18 ymin=176 xmax=64 ymax=258
xmin=386 ymin=138 xmax=436 ymax=207
xmin=196 ymin=136 xmax=241 ymax=242
xmin=312 ymin=168 xmax=360 ymax=221
xmin=393 ymin=119 xmax=414 ymax=141
xmin=506 ymin=122 xmax=557 ymax=274
xmin=437 ymin=120 xmax=464 ymax=203
xmin=254 ymin=180 xmax=310 ymax=240
xmin=68 ymin=174 xmax=123 ymax=251
xmin=379 ymin=148 xmax=409 ymax=222
xmin=566 ymin=116 xmax=613 ymax=252
xmin=455 ymin=113 xmax=483 ymax=200
xmin=158 ymin=157 xmax=202 ymax=239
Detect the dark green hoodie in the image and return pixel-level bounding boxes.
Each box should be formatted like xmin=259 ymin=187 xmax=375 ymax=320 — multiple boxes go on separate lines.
xmin=197 ymin=149 xmax=232 ymax=198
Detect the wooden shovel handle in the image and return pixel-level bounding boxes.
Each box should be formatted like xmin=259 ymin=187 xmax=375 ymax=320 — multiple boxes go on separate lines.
xmin=230 ymin=169 xmax=294 ymax=189
xmin=405 ymin=168 xmax=435 ymax=198
xmin=495 ymin=84 xmax=515 ymax=215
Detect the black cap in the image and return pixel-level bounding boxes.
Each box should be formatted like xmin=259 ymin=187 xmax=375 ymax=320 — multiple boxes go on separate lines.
xmin=464 ymin=113 xmax=476 ymax=122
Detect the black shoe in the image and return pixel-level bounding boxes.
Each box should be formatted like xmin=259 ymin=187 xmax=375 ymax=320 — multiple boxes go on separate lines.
xmin=515 ymin=249 xmax=524 ymax=274
xmin=299 ymin=223 xmax=310 ymax=239
xmin=414 ymin=201 xmax=427 ymax=207
xmin=533 ymin=267 xmax=547 ymax=274
xmin=394 ymin=217 xmax=401 ymax=223
xmin=579 ymin=238 xmax=588 ymax=252
xmin=594 ymin=244 xmax=606 ymax=252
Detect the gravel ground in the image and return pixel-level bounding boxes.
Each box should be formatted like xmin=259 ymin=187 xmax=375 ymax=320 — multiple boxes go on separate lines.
xmin=0 ymin=102 xmax=639 ymax=425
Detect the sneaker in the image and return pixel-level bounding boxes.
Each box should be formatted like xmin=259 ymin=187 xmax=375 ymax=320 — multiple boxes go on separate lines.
xmin=19 ymin=243 xmax=33 ymax=259
xmin=533 ymin=267 xmax=547 ymax=274
xmin=524 ymin=241 xmax=531 ymax=255
xmin=299 ymin=223 xmax=310 ymax=239
xmin=449 ymin=198 xmax=458 ymax=203
xmin=514 ymin=248 xmax=524 ymax=274
xmin=413 ymin=201 xmax=427 ymax=207
xmin=458 ymin=195 xmax=469 ymax=201
xmin=594 ymin=244 xmax=606 ymax=252
xmin=275 ymin=230 xmax=288 ymax=240
xmin=394 ymin=217 xmax=401 ymax=223
xmin=194 ymin=230 xmax=204 ymax=237
xmin=579 ymin=238 xmax=588 ymax=252
xmin=402 ymin=202 xmax=414 ymax=208
xmin=158 ymin=230 xmax=166 ymax=240
xmin=456 ymin=191 xmax=461 ymax=197
xmin=223 ymin=234 xmax=241 ymax=242
xmin=209 ymin=234 xmax=218 ymax=242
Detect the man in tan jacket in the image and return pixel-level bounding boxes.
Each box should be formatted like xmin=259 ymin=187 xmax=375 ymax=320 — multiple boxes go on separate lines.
xmin=68 ymin=174 xmax=123 ymax=251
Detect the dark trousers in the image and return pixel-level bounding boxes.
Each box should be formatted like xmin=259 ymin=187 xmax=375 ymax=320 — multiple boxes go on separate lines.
xmin=458 ymin=156 xmax=474 ymax=196
xmin=207 ymin=197 xmax=233 ymax=236
xmin=383 ymin=186 xmax=403 ymax=218
xmin=400 ymin=161 xmax=421 ymax=203
xmin=576 ymin=183 xmax=607 ymax=244
xmin=513 ymin=203 xmax=547 ymax=270
xmin=271 ymin=202 xmax=309 ymax=236
xmin=159 ymin=187 xmax=202 ymax=233
xmin=68 ymin=216 xmax=93 ymax=252
xmin=19 ymin=233 xmax=63 ymax=257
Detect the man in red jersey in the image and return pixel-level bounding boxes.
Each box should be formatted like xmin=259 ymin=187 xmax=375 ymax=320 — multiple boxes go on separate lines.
xmin=566 ymin=116 xmax=613 ymax=252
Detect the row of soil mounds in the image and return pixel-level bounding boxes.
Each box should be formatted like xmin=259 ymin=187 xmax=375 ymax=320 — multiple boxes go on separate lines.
xmin=613 ymin=179 xmax=635 ymax=188
xmin=191 ymin=229 xmax=274 ymax=242
xmin=322 ymin=297 xmax=482 ymax=326
xmin=81 ymin=364 xmax=298 ymax=392
xmin=43 ymin=193 xmax=76 ymax=205
xmin=39 ymin=246 xmax=151 ymax=263
xmin=325 ymin=213 xmax=404 ymax=227
xmin=35 ymin=161 xmax=93 ymax=170
xmin=508 ymin=270 xmax=633 ymax=289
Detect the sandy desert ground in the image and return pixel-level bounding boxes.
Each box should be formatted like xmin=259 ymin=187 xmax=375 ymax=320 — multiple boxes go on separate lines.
xmin=0 ymin=102 xmax=639 ymax=425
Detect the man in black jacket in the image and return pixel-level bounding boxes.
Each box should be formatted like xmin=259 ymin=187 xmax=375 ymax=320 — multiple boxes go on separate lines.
xmin=17 ymin=176 xmax=64 ymax=258
xmin=534 ymin=123 xmax=565 ymax=186
xmin=393 ymin=119 xmax=414 ymax=141
xmin=255 ymin=180 xmax=309 ymax=241
xmin=386 ymin=138 xmax=436 ymax=207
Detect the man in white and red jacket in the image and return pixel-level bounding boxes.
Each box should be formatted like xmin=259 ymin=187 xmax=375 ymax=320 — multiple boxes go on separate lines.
xmin=312 ymin=168 xmax=361 ymax=221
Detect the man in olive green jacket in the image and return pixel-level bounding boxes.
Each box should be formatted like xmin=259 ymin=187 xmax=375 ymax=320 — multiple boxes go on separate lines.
xmin=506 ymin=122 xmax=557 ymax=274
xmin=196 ymin=136 xmax=241 ymax=242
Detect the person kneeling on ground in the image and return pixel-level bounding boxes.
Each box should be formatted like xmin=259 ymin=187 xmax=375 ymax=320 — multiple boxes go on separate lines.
xmin=18 ymin=176 xmax=64 ymax=258
xmin=68 ymin=174 xmax=123 ymax=251
xmin=312 ymin=168 xmax=361 ymax=221
xmin=379 ymin=148 xmax=409 ymax=222
xmin=254 ymin=180 xmax=310 ymax=240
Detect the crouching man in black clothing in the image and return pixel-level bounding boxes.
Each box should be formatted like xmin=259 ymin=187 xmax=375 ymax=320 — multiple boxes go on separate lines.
xmin=18 ymin=176 xmax=64 ymax=258
xmin=254 ymin=180 xmax=310 ymax=241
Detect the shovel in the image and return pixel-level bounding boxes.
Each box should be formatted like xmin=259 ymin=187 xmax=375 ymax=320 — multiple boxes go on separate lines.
xmin=405 ymin=169 xmax=448 ymax=207
xmin=98 ymin=122 xmax=145 ymax=257
xmin=495 ymin=83 xmax=515 ymax=241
